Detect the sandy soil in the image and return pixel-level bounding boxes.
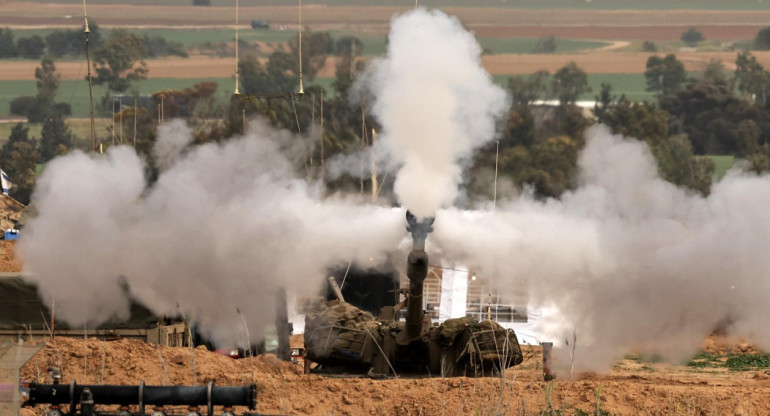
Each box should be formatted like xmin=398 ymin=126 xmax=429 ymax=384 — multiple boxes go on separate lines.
xmin=16 ymin=336 xmax=770 ymax=416
xmin=4 ymin=50 xmax=770 ymax=81
xmin=0 ymin=240 xmax=22 ymax=272
xmin=3 ymin=2 xmax=770 ymax=28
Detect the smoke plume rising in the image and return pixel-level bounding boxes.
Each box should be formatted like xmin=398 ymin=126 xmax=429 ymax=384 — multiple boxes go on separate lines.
xmin=20 ymin=120 xmax=404 ymax=346
xmin=347 ymin=8 xmax=508 ymax=218
xmin=18 ymin=5 xmax=770 ymax=374
xmin=434 ymin=125 xmax=770 ymax=371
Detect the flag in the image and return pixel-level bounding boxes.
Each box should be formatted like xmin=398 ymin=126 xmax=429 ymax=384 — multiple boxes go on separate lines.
xmin=1 ymin=170 xmax=11 ymax=195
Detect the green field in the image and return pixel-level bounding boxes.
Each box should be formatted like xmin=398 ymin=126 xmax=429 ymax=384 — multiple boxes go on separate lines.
xmin=0 ymin=76 xmax=340 ymax=118
xmin=16 ymin=0 xmax=770 ymax=10
xmin=0 ymin=118 xmax=101 ymax=147
xmin=709 ymin=155 xmax=736 ymax=179
xmin=491 ymin=73 xmax=655 ymax=102
xmin=1 ymin=72 xmax=653 ymax=118
xmin=0 ymin=73 xmax=655 ymax=118
xmin=0 ymin=78 xmax=236 ymax=117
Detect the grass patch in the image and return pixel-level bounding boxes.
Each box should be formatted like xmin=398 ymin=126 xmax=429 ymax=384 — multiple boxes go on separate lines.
xmin=726 ymin=354 xmax=770 ymax=371
xmin=0 ymin=118 xmax=111 ymax=145
xmin=710 ymin=155 xmax=735 ymax=179
xmin=685 ymin=352 xmax=770 ymax=371
xmin=0 ymin=77 xmax=338 ymax=117
xmin=480 ymin=38 xmax=608 ymax=55
xmin=3 ymin=73 xmax=655 ymax=117
xmin=492 ymin=72 xmax=655 ymax=102
xmin=687 ymin=352 xmax=724 ymax=369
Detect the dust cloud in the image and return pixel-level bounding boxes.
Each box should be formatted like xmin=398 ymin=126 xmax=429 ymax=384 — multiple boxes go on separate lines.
xmin=19 ymin=119 xmax=404 ymax=346
xmin=18 ymin=5 xmax=770 ymax=372
xmin=434 ymin=125 xmax=770 ymax=371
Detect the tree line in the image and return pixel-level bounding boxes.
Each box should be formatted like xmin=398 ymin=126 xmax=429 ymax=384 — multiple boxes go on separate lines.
xmin=7 ymin=29 xmax=770 ymax=207
xmin=0 ymin=24 xmax=187 ymax=61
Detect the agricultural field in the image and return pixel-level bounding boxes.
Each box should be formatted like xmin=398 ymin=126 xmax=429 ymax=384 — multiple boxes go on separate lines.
xmin=15 ymin=0 xmax=770 ymax=10
xmin=0 ymin=72 xmax=653 ymax=119
xmin=0 ymin=118 xmax=107 ymax=147
xmin=4 ymin=2 xmax=770 ymax=27
xmin=0 ymin=0 xmax=766 ymax=141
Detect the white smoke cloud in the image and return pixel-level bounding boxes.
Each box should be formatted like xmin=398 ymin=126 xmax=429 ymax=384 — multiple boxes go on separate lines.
xmin=18 ymin=5 xmax=770 ymax=375
xmin=20 ymin=119 xmax=405 ymax=346
xmin=153 ymin=119 xmax=194 ymax=172
xmin=434 ymin=125 xmax=770 ymax=371
xmin=336 ymin=8 xmax=508 ymax=218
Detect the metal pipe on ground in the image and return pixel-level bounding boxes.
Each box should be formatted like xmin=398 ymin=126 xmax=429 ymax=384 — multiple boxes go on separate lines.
xmin=542 ymin=341 xmax=555 ymax=381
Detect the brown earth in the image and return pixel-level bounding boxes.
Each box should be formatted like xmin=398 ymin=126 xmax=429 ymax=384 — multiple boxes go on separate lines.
xmin=470 ymin=24 xmax=765 ymax=41
xmin=5 ymin=50 xmax=770 ymax=81
xmin=3 ymin=2 xmax=770 ymax=29
xmin=16 ymin=336 xmax=770 ymax=416
xmin=0 ymin=240 xmax=22 ymax=272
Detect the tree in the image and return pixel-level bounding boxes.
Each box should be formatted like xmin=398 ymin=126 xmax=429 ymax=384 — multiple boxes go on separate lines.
xmin=734 ymin=51 xmax=769 ymax=104
xmin=508 ymin=70 xmax=550 ymax=105
xmin=653 ymin=135 xmax=713 ymax=195
xmin=142 ymin=35 xmax=188 ymax=58
xmin=45 ymin=22 xmax=102 ymax=58
xmin=0 ymin=28 xmax=18 ymax=58
xmin=0 ymin=124 xmax=39 ymax=204
xmin=239 ymin=52 xmax=297 ymax=95
xmin=332 ymin=37 xmax=364 ymax=97
xmin=9 ymin=97 xmax=36 ymax=118
xmin=93 ymin=30 xmax=148 ymax=93
xmin=601 ymin=98 xmax=670 ymax=146
xmin=754 ymin=26 xmax=770 ymax=50
xmin=645 ymin=54 xmax=686 ymax=97
xmin=36 ymin=55 xmax=60 ymax=104
xmin=593 ymin=82 xmax=617 ymax=124
xmin=642 ymin=41 xmax=657 ymax=53
xmin=28 ymin=55 xmax=71 ymax=123
xmin=681 ymin=27 xmax=704 ymax=46
xmin=551 ymin=61 xmax=591 ymax=106
xmin=153 ymin=81 xmax=218 ymax=119
xmin=40 ymin=114 xmax=74 ymax=162
xmin=16 ymin=35 xmax=45 ymax=59
xmin=334 ymin=36 xmax=363 ymax=56
xmin=735 ymin=119 xmax=761 ymax=158
xmin=288 ymin=30 xmax=333 ymax=81
xmin=660 ymin=81 xmax=754 ymax=155
xmin=531 ymin=36 xmax=557 ymax=54
xmin=11 ymin=56 xmax=71 ymax=123
xmin=702 ymin=59 xmax=728 ymax=87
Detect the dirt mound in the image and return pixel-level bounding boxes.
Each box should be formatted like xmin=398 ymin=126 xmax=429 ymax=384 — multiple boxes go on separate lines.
xmin=16 ymin=337 xmax=770 ymax=415
xmin=702 ymin=333 xmax=760 ymax=355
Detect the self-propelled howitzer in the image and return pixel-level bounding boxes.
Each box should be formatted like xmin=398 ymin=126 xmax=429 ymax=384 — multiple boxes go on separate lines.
xmin=304 ymin=211 xmax=523 ymax=377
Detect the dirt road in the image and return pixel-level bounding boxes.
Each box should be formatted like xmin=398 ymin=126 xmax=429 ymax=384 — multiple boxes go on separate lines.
xmin=4 ymin=50 xmax=770 ymax=82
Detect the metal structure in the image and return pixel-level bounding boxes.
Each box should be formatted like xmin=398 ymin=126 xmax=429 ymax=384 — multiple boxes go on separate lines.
xmin=304 ymin=212 xmax=524 ymax=378
xmin=24 ymin=380 xmax=257 ymax=416
xmin=0 ymin=342 xmax=44 ymax=415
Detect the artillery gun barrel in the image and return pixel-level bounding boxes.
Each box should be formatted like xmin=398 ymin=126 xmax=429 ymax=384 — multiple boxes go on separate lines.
xmin=404 ymin=211 xmax=434 ymax=341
